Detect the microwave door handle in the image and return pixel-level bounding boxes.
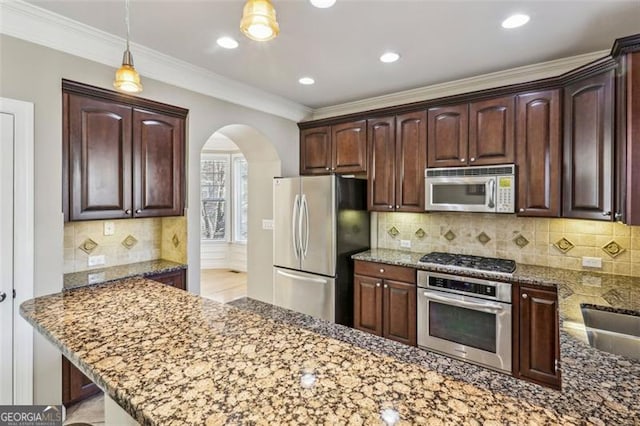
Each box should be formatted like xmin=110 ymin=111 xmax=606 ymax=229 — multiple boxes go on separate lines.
xmin=422 ymin=291 xmax=504 ymax=313
xmin=487 ymin=179 xmax=496 ymax=209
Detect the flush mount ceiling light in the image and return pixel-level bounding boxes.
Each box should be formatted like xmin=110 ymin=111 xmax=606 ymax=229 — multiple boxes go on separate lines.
xmin=501 ymin=14 xmax=530 ymax=29
xmin=310 ymin=0 xmax=336 ymax=8
xmin=240 ymin=0 xmax=280 ymax=42
xmin=380 ymin=52 xmax=400 ymax=63
xmin=113 ymin=0 xmax=143 ymax=93
xmin=217 ymin=36 xmax=239 ymax=49
xmin=298 ymin=77 xmax=315 ymax=85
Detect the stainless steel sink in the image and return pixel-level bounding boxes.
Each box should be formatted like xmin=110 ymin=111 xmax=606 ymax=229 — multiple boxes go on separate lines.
xmin=581 ymin=306 xmax=640 ymax=360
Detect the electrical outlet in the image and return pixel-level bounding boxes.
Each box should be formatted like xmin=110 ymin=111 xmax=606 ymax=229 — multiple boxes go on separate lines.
xmin=400 ymin=239 xmax=411 ymax=249
xmin=87 ymin=272 xmax=105 ymax=284
xmin=582 ymin=256 xmax=602 ymax=268
xmin=88 ymin=255 xmax=106 ymax=267
xmin=103 ymin=221 xmax=115 ymax=236
xmin=262 ymin=219 xmax=274 ymax=230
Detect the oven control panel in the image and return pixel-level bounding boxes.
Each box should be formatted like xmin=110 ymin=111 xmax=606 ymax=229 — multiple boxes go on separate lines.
xmin=429 ymin=276 xmax=496 ymax=298
xmin=417 ymin=271 xmax=512 ymax=303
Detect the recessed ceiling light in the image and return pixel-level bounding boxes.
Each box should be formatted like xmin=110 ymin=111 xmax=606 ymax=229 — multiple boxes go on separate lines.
xmin=310 ymin=0 xmax=336 ymax=8
xmin=380 ymin=52 xmax=400 ymax=63
xmin=501 ymin=14 xmax=530 ymax=29
xmin=299 ymin=77 xmax=315 ymax=85
xmin=216 ymin=36 xmax=239 ymax=49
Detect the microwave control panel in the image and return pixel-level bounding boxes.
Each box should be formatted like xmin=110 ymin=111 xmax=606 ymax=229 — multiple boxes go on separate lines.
xmin=496 ymin=176 xmax=515 ymax=213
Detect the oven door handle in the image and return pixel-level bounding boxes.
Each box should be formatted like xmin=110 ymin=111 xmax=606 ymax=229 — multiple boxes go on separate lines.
xmin=422 ymin=291 xmax=505 ymax=313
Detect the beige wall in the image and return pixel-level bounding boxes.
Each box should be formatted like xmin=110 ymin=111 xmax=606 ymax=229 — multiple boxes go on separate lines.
xmin=0 ymin=35 xmax=298 ymax=404
xmin=377 ymin=212 xmax=640 ymax=276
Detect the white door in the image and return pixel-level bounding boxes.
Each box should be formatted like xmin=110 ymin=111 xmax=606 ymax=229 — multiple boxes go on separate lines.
xmin=0 ymin=112 xmax=15 ymax=404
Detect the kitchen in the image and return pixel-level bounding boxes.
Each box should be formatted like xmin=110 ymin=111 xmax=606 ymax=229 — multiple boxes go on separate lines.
xmin=2 ymin=0 xmax=640 ymax=424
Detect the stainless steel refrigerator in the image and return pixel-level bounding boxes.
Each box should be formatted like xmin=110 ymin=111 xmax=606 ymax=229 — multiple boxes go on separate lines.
xmin=273 ymin=175 xmax=370 ymax=326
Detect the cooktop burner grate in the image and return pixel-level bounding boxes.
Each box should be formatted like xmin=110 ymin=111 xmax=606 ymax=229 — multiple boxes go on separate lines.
xmin=418 ymin=252 xmax=516 ymax=274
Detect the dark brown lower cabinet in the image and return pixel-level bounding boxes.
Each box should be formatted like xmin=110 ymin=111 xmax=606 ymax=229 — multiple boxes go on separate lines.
xmin=62 ymin=356 xmax=101 ymax=406
xmin=516 ymin=286 xmax=561 ymax=389
xmin=146 ymin=269 xmax=186 ymax=290
xmin=354 ymin=272 xmax=416 ymax=346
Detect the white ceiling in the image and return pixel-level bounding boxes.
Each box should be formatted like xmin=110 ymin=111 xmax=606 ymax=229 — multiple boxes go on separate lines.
xmin=24 ymin=0 xmax=640 ymax=109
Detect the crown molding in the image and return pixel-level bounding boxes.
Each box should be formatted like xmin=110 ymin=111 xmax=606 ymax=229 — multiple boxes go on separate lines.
xmin=310 ymin=49 xmax=609 ymax=121
xmin=0 ymin=0 xmax=311 ymax=122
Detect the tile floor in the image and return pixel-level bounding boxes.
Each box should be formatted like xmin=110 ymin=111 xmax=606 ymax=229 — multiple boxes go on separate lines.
xmin=200 ymin=268 xmax=247 ymax=303
xmin=64 ymin=393 xmax=104 ymax=426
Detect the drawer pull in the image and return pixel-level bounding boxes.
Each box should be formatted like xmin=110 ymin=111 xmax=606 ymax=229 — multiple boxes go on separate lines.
xmin=376 ymin=282 xmax=381 ymax=287
xmin=379 ymin=268 xmax=384 ymax=273
xmin=522 ymin=293 xmax=528 ymax=299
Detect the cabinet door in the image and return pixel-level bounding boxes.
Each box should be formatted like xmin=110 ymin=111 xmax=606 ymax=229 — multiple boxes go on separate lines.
xmin=519 ymin=286 xmax=560 ymax=389
xmin=68 ymin=95 xmax=132 ymax=220
xmin=383 ymin=280 xmax=416 ymax=346
xmin=563 ymin=71 xmax=614 ymax=220
xmin=132 ymin=109 xmax=184 ymax=217
xmin=516 ymin=90 xmax=561 ymax=217
xmin=354 ymin=274 xmax=383 ymax=336
xmin=146 ymin=269 xmax=186 ymax=290
xmin=332 ymin=120 xmax=367 ymax=173
xmin=427 ymin=104 xmax=468 ymax=167
xmin=367 ymin=117 xmax=396 ymax=211
xmin=469 ymin=96 xmax=515 ymax=165
xmin=300 ymin=126 xmax=331 ymax=175
xmin=396 ymin=111 xmax=427 ymax=212
xmin=62 ymin=356 xmax=101 ymax=406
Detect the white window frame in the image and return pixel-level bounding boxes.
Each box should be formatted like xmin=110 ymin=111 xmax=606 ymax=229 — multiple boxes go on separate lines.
xmin=232 ymin=154 xmax=248 ymax=244
xmin=200 ymin=153 xmax=230 ymax=242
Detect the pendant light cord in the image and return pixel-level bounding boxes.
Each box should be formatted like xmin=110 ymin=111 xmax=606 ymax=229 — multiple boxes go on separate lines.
xmin=125 ymin=0 xmax=131 ymax=51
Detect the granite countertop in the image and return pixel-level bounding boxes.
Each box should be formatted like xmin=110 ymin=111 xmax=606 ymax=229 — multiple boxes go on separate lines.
xmin=353 ymin=248 xmax=640 ymax=324
xmin=63 ymin=259 xmax=187 ymax=290
xmin=21 ymin=279 xmax=640 ymax=425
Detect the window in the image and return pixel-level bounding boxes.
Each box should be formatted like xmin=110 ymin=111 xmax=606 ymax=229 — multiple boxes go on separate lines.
xmin=200 ymin=153 xmax=248 ymax=242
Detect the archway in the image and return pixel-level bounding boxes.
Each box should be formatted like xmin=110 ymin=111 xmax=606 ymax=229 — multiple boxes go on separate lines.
xmin=187 ymin=124 xmax=281 ymax=304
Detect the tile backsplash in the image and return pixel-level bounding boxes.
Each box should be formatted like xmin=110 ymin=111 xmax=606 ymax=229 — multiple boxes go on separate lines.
xmin=376 ymin=212 xmax=640 ymax=277
xmin=64 ymin=217 xmax=187 ymax=273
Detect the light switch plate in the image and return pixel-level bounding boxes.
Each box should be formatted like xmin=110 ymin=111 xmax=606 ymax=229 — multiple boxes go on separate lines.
xmin=88 ymin=255 xmax=106 ymax=267
xmin=582 ymin=256 xmax=602 ymax=268
xmin=104 ymin=221 xmax=115 ymax=236
xmin=262 ymin=219 xmax=274 ymax=230
xmin=400 ymin=239 xmax=411 ymax=248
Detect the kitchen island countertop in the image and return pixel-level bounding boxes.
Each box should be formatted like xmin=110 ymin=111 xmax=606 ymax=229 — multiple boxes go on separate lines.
xmin=21 ymin=278 xmax=639 ymax=425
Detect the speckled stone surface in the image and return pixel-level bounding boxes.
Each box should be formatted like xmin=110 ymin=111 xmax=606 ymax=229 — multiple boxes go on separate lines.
xmin=22 ymin=278 xmax=639 ymax=426
xmin=63 ymin=259 xmax=187 ymax=290
xmin=353 ymin=249 xmax=640 ymax=325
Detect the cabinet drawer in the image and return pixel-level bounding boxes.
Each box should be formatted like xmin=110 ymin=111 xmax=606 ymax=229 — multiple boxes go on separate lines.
xmin=146 ymin=269 xmax=186 ymax=290
xmin=354 ymin=261 xmax=416 ymax=284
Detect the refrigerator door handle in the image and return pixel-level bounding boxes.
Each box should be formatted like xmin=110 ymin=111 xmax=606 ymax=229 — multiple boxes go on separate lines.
xmin=276 ymin=269 xmax=328 ymax=284
xmin=292 ymin=194 xmax=300 ymax=259
xmin=301 ymin=194 xmax=310 ymax=258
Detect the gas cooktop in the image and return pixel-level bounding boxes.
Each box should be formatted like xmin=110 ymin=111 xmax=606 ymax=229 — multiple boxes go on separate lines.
xmin=418 ymin=252 xmax=516 ymax=274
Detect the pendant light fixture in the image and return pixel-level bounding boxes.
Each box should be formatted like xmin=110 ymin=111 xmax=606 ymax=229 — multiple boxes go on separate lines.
xmin=240 ymin=0 xmax=280 ymax=42
xmin=113 ymin=0 xmax=143 ymax=93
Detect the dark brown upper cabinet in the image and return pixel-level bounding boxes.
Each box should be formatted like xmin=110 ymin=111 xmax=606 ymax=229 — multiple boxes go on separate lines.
xmin=368 ymin=112 xmax=427 ymax=212
xmin=300 ymin=120 xmax=367 ymax=175
xmin=616 ymin=52 xmax=640 ymax=225
xmin=427 ymin=96 xmax=514 ymax=168
xmin=516 ymin=90 xmax=562 ymax=217
xmin=563 ymin=70 xmax=614 ymax=221
xmin=427 ymin=104 xmax=468 ymax=167
xmin=63 ymin=80 xmax=187 ymax=221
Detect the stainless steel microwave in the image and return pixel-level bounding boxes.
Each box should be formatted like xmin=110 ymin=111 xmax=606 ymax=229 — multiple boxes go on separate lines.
xmin=425 ymin=165 xmax=515 ymax=213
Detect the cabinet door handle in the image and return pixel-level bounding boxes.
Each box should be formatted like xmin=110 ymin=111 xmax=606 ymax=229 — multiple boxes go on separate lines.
xmin=383 ymin=284 xmax=388 ymax=289
xmin=135 ymin=209 xmax=142 ymax=214
xmin=519 ymin=208 xmax=525 ymax=212
xmin=325 ymin=167 xmax=330 ymax=171
xmin=614 ymin=212 xmax=623 ymax=221
xmin=376 ymin=282 xmax=381 ymax=287
xmin=395 ymin=205 xmax=399 ymax=209
xmin=388 ymin=205 xmax=393 ymax=209
xmin=460 ymin=158 xmax=466 ymax=162
xmin=522 ymin=293 xmax=528 ymax=299
xmin=602 ymin=211 xmax=612 ymax=217
xmin=125 ymin=209 xmax=132 ymax=215
xmin=470 ymin=157 xmax=476 ymax=162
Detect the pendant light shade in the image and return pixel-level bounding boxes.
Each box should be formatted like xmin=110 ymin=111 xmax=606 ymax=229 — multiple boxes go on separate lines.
xmin=114 ymin=0 xmax=143 ymax=93
xmin=240 ymin=0 xmax=280 ymax=42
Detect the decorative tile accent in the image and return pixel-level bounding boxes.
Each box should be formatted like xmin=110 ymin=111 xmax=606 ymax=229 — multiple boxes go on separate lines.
xmin=121 ymin=235 xmax=138 ymax=250
xmin=554 ymin=237 xmax=575 ymax=253
xmin=557 ymin=285 xmax=574 ymax=301
xmin=78 ymin=238 xmax=98 ymax=255
xmin=387 ymin=226 xmax=400 ymax=238
xmin=172 ymin=234 xmax=180 ymax=248
xmin=414 ymin=228 xmax=426 ymax=239
xmin=513 ymin=234 xmax=530 ymax=248
xmin=601 ymin=289 xmax=626 ymax=306
xmin=602 ymin=240 xmax=625 ymax=258
xmin=476 ymin=232 xmax=491 ymax=245
xmin=443 ymin=230 xmax=456 ymax=242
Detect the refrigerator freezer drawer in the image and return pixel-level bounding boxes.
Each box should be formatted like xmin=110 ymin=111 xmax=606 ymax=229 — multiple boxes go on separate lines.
xmin=273 ymin=267 xmax=335 ymax=322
